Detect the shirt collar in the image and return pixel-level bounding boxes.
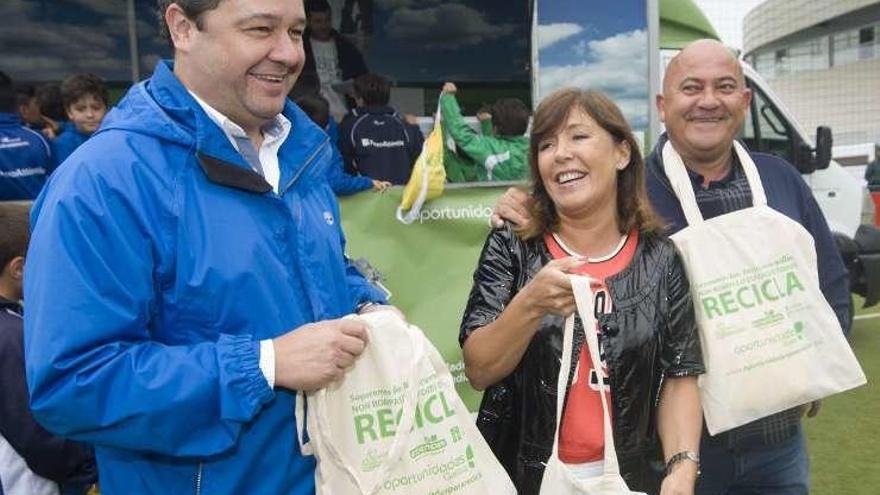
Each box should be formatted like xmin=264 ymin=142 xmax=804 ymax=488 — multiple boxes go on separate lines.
xmin=0 ymin=296 xmax=23 ymax=317
xmin=186 ymin=90 xmax=291 ymax=148
xmin=686 ymin=152 xmax=742 ymax=189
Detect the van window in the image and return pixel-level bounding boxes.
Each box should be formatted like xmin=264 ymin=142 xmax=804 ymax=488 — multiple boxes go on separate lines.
xmin=740 ymin=81 xmax=794 ymax=164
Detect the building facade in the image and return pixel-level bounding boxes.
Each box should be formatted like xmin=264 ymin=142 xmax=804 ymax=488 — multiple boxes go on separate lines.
xmin=744 ymin=0 xmax=880 ymax=147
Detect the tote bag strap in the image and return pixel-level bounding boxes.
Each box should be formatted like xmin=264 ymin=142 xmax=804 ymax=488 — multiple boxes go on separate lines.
xmin=295 ymin=391 xmax=313 ymax=456
xmin=313 ymin=316 xmax=426 ymax=495
xmin=569 ymin=275 xmax=622 ymax=476
xmin=552 ymin=276 xmax=622 ymax=478
xmin=732 ymin=140 xmax=767 ymax=206
xmin=661 ymin=140 xmax=768 ymax=227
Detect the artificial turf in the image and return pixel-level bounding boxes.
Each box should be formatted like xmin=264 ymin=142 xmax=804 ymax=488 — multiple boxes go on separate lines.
xmin=806 ymin=296 xmax=880 ymax=494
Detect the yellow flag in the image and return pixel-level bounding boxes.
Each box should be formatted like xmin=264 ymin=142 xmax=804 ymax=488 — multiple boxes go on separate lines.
xmin=397 ymin=107 xmax=446 ymax=223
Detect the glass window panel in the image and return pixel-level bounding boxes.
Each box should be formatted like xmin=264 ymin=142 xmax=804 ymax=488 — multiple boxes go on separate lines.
xmin=859 ymin=26 xmax=875 ymax=60
xmin=0 ymin=1 xmax=130 ymax=83
xmin=833 ymin=30 xmax=859 ymax=66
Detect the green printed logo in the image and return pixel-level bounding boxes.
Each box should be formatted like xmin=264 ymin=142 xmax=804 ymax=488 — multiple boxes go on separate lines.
xmin=354 ymin=390 xmax=457 ymax=444
xmin=409 ymin=435 xmax=448 ymax=460
xmin=702 ymin=270 xmax=805 ymax=320
xmin=360 ymin=449 xmax=387 ymax=472
xmin=793 ymin=321 xmax=805 ymax=340
xmin=753 ymin=310 xmax=785 ymax=329
xmin=465 ymin=445 xmax=475 ymax=468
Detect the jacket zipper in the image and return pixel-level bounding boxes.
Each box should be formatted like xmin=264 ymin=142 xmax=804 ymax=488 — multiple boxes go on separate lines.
xmin=194 ymin=462 xmax=203 ymax=495
xmin=279 ymin=137 xmax=328 ymax=196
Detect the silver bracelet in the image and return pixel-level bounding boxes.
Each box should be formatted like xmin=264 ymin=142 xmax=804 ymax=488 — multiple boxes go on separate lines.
xmin=665 ymin=451 xmax=700 ymax=477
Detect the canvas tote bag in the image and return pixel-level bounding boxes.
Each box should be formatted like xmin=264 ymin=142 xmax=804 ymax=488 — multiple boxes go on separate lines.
xmin=296 ymin=310 xmax=515 ymax=495
xmin=539 ymin=275 xmax=646 ymax=495
xmin=662 ymin=140 xmax=866 ymax=435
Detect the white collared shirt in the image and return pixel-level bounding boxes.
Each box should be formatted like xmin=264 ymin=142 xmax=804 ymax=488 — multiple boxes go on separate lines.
xmin=188 ymin=90 xmax=291 ymax=387
xmin=188 ymin=90 xmax=291 ymax=193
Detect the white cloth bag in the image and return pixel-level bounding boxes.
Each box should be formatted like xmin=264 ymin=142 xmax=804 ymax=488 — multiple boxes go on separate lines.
xmin=539 ymin=275 xmax=646 ymax=495
xmin=662 ymin=141 xmax=866 ymax=435
xmin=296 ymin=310 xmax=516 ymax=495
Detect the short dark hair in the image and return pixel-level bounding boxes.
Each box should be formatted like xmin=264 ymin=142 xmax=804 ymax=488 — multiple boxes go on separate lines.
xmin=491 ymin=98 xmax=529 ymax=137
xmin=61 ymin=73 xmax=108 ymax=109
xmin=13 ymin=84 xmax=35 ymax=111
xmin=305 ymin=0 xmax=332 ymax=15
xmin=289 ymin=72 xmax=321 ymax=100
xmin=354 ymin=73 xmax=390 ymax=106
xmin=295 ymin=92 xmax=330 ymax=129
xmin=0 ymin=71 xmax=14 ymax=113
xmin=0 ymin=202 xmax=31 ymax=273
xmin=35 ymin=83 xmax=65 ymax=121
xmin=521 ymin=88 xmax=661 ymax=239
xmin=156 ymin=0 xmax=223 ymax=39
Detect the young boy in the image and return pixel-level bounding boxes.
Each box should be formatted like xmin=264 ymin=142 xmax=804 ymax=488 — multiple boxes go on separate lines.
xmin=439 ymin=82 xmax=530 ymax=182
xmin=295 ymin=92 xmax=390 ymax=195
xmin=338 ymin=73 xmax=424 ymax=185
xmin=51 ymin=73 xmax=108 ymax=167
xmin=0 ymin=202 xmax=97 ymax=495
xmin=0 ymin=72 xmax=52 ymax=201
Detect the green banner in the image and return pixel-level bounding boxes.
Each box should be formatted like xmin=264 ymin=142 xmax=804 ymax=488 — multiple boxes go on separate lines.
xmin=340 ymin=186 xmax=511 ymax=411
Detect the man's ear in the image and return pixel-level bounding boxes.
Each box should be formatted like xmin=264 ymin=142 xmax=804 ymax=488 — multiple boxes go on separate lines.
xmin=165 ymin=3 xmax=198 ymax=51
xmin=7 ymin=256 xmax=24 ymax=282
xmin=741 ymin=87 xmax=753 ymax=109
xmin=655 ymin=93 xmax=666 ymax=124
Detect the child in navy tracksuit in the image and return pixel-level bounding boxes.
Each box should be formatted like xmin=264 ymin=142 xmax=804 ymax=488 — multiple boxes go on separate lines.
xmin=338 ymin=73 xmax=424 ymax=185
xmin=0 ymin=202 xmax=97 ymax=495
xmin=295 ymin=92 xmax=389 ymax=195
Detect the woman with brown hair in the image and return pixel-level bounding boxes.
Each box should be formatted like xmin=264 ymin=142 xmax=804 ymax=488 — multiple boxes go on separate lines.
xmin=459 ymin=88 xmax=703 ymax=495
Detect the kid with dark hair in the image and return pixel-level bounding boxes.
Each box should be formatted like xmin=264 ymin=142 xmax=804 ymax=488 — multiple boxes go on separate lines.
xmin=295 ymin=92 xmax=389 ymax=195
xmin=338 ymin=73 xmax=423 ymax=185
xmin=0 ymin=202 xmax=98 ymax=495
xmin=0 ymin=71 xmax=52 ymax=200
xmin=440 ymin=82 xmax=530 ymax=182
xmin=52 ymin=73 xmax=109 ymax=167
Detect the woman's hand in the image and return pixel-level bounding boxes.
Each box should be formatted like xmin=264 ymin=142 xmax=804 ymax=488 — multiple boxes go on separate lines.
xmin=660 ymin=465 xmax=698 ymax=495
xmin=517 ymin=257 xmax=587 ymax=317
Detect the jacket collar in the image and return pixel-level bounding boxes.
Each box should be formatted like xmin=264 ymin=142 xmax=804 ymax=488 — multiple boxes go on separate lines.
xmin=145 ymin=61 xmax=328 ymax=194
xmin=0 ymin=297 xmax=23 ymax=317
xmin=352 ymin=106 xmax=397 ymax=117
xmin=0 ymin=112 xmax=23 ymax=127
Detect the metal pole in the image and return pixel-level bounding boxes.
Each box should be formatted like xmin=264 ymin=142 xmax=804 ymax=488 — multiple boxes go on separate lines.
xmin=647 ymin=0 xmax=661 ymax=144
xmin=127 ymin=0 xmax=140 ymax=83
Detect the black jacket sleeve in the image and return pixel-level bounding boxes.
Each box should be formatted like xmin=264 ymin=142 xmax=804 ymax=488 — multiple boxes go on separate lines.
xmin=0 ymin=314 xmax=97 ymax=485
xmin=337 ymin=115 xmax=359 ymax=175
xmin=660 ymin=246 xmax=705 ymax=377
xmin=459 ymin=225 xmax=521 ymax=346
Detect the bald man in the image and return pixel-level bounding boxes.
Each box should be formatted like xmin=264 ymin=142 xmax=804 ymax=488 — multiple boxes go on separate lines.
xmin=493 ymin=40 xmax=851 ymax=495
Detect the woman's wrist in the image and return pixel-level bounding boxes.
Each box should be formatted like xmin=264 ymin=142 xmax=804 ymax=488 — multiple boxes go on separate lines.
xmin=665 ymin=450 xmax=700 ymax=478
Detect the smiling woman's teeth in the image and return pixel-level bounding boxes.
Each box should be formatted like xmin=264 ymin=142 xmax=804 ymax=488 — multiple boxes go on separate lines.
xmin=557 ymin=171 xmax=586 ymax=184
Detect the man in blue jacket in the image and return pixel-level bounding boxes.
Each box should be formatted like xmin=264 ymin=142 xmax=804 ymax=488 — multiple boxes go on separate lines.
xmin=492 ymin=40 xmax=850 ymax=495
xmin=24 ymin=1 xmax=389 ymax=494
xmin=0 ymin=71 xmax=53 ymax=200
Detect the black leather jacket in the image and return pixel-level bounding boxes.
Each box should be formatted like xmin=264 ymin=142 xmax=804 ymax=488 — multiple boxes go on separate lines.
xmin=460 ymin=226 xmax=704 ymax=494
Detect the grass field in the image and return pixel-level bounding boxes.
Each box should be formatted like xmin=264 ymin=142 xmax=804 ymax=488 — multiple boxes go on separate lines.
xmin=806 ymin=296 xmax=880 ymax=494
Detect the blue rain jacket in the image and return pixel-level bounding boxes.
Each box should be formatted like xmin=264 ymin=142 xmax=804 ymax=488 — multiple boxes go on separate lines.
xmin=24 ymin=61 xmax=385 ymax=495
